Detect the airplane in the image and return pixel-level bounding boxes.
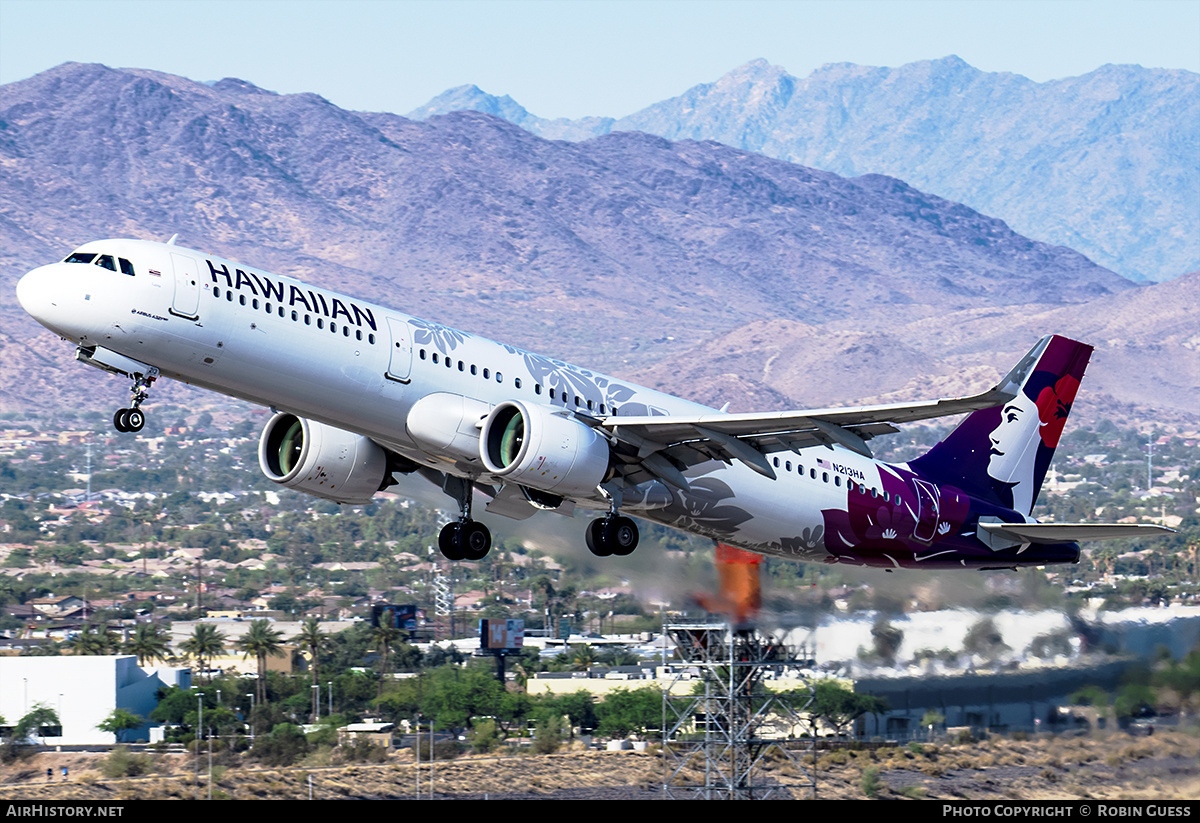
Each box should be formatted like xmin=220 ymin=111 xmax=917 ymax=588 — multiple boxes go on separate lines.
xmin=15 ymin=237 xmax=1172 ymax=570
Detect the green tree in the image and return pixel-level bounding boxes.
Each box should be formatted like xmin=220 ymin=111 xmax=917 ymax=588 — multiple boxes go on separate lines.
xmin=2 ymin=704 xmax=61 ymax=761
xmin=870 ymin=620 xmax=904 ymax=665
xmin=237 ymin=620 xmax=285 ymax=704
xmin=549 ymin=690 xmax=598 ymax=736
xmin=594 ymin=687 xmax=661 ymax=738
xmin=96 ymin=708 xmax=144 ymax=743
xmin=180 ymin=624 xmax=226 ymax=684
xmin=123 ymin=623 xmax=170 ymax=667
xmin=806 ymin=680 xmax=888 ymax=738
xmin=568 ymin=644 xmax=597 ymax=672
xmin=962 ymin=618 xmax=1010 ymax=660
xmin=67 ymin=624 xmax=118 ymax=656
xmin=371 ymin=623 xmax=403 ymax=697
xmin=293 ymin=617 xmax=330 ymax=722
xmin=532 ymin=714 xmax=566 ymax=754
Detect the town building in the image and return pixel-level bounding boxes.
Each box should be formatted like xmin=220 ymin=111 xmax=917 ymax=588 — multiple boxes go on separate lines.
xmin=0 ymin=655 xmax=189 ymax=745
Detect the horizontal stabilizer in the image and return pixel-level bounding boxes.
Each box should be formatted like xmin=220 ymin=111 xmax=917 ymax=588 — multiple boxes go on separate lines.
xmin=978 ymin=522 xmax=1175 ymax=544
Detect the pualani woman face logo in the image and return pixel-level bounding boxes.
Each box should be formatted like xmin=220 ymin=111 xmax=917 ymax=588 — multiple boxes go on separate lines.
xmin=988 ymin=390 xmax=1041 ymax=514
xmin=987 ymin=371 xmax=1081 ymax=515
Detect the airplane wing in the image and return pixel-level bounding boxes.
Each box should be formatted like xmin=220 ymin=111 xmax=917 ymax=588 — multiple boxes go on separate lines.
xmin=594 ymin=336 xmax=1054 ymax=487
xmin=978 ymin=523 xmax=1176 ymax=544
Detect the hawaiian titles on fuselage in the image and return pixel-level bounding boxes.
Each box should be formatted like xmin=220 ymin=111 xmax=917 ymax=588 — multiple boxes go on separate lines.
xmin=205 ymin=260 xmax=377 ymax=330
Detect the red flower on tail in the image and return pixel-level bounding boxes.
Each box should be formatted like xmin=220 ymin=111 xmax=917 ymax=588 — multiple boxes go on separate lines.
xmin=1035 ymin=375 xmax=1080 ymax=449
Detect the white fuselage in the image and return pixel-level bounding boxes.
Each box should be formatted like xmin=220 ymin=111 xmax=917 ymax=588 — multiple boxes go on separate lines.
xmin=16 ymin=239 xmax=925 ymax=564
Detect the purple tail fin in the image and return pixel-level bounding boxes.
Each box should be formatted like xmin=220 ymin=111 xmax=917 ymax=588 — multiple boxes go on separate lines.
xmin=910 ymin=335 xmax=1093 ymax=516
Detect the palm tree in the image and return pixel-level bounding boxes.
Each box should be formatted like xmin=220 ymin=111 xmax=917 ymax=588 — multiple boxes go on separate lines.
xmin=372 ymin=623 xmax=403 ymax=697
xmin=67 ymin=624 xmax=118 ymax=656
xmin=123 ymin=623 xmax=170 ymax=667
xmin=292 ymin=617 xmax=329 ymax=722
xmin=237 ymin=620 xmax=285 ymax=704
xmin=180 ymin=624 xmax=226 ymax=684
xmin=569 ymin=643 xmax=597 ymax=672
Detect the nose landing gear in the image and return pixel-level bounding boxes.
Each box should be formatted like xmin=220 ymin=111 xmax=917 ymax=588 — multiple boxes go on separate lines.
xmin=112 ymin=374 xmax=155 ymax=433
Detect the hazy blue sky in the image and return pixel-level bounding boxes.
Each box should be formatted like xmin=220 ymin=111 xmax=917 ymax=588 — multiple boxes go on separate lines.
xmin=2 ymin=0 xmax=1197 ymax=118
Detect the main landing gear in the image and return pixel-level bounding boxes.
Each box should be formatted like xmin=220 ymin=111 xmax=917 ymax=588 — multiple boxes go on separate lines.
xmin=437 ymin=476 xmax=492 ymax=562
xmin=585 ymin=484 xmax=639 ymax=557
xmin=585 ymin=514 xmax=639 ymax=557
xmin=112 ymin=374 xmax=155 ymax=433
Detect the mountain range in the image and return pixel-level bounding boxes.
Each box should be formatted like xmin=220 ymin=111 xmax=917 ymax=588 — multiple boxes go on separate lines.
xmin=409 ymin=57 xmax=1199 ymax=285
xmin=0 ymin=62 xmax=1195 ymax=424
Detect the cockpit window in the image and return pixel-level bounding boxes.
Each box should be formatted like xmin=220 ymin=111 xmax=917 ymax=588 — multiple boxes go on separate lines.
xmin=95 ymin=255 xmax=117 ymax=271
xmin=64 ymin=252 xmax=96 ymax=264
xmin=119 ymin=258 xmax=135 ymax=276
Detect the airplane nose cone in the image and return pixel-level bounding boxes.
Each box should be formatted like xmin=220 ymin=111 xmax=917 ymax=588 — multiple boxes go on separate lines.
xmin=16 ymin=267 xmax=56 ymax=318
xmin=16 ymin=265 xmax=73 ymax=336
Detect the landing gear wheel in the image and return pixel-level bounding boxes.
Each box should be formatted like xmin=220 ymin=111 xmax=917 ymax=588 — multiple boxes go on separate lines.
xmin=461 ymin=521 xmax=491 ymax=561
xmin=586 ymin=515 xmax=640 ymax=557
xmin=439 ymin=522 xmax=465 ymax=561
xmin=111 ymin=371 xmax=157 ymax=435
xmin=586 ymin=518 xmax=614 ymax=557
xmin=609 ymin=515 xmax=639 ymax=556
xmin=438 ymin=520 xmax=491 ymax=561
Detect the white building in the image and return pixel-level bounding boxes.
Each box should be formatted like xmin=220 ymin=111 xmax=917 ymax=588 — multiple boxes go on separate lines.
xmin=0 ymin=655 xmax=189 ymax=745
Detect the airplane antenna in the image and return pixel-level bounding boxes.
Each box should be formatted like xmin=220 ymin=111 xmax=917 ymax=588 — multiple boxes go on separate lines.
xmin=165 ymin=233 xmax=178 ymax=245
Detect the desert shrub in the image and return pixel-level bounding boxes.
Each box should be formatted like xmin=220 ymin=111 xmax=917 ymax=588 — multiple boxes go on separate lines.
xmin=411 ymin=738 xmax=461 ymax=761
xmin=860 ymin=765 xmax=882 ymax=798
xmin=250 ymin=723 xmax=310 ymax=767
xmin=101 ymin=745 xmax=153 ymax=778
xmin=470 ymin=718 xmax=499 ymax=754
xmin=340 ymin=738 xmax=389 ymax=763
xmin=532 ymin=715 xmax=564 ymax=754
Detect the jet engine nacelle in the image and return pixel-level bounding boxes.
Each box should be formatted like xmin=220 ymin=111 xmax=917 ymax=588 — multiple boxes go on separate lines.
xmin=405 ymin=392 xmax=492 ymax=465
xmin=480 ymin=401 xmax=611 ymax=496
xmin=258 ymin=413 xmax=389 ymax=505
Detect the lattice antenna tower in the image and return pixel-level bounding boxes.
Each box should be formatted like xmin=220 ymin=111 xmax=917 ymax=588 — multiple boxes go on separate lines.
xmin=661 ymin=622 xmax=817 ymax=800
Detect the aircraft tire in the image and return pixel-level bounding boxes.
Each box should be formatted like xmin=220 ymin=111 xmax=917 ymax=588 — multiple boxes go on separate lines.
xmin=438 ymin=522 xmax=465 ymax=561
xmin=461 ymin=521 xmax=491 ymax=561
xmin=113 ymin=409 xmax=130 ymax=433
xmin=585 ymin=518 xmax=613 ymax=557
xmin=126 ymin=409 xmax=145 ymax=432
xmin=609 ymin=516 xmax=639 ymax=556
